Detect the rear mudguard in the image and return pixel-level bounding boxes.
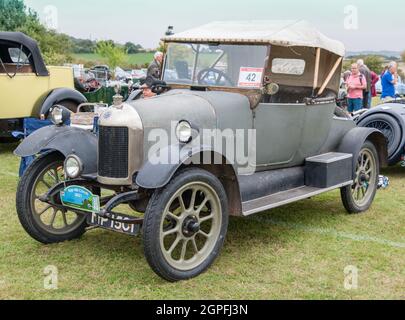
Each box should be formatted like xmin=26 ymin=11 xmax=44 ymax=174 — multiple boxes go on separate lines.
xmin=39 ymin=88 xmax=88 ymax=119
xmin=337 ymin=127 xmax=388 ymax=178
xmin=14 ymin=125 xmax=97 ymax=174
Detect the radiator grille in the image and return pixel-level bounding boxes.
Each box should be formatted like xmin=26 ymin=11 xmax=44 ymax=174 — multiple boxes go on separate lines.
xmin=98 ymin=126 xmax=129 ymax=178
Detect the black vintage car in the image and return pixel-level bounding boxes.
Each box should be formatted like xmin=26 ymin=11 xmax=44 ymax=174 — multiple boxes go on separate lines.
xmin=357 ymin=99 xmax=405 ymax=166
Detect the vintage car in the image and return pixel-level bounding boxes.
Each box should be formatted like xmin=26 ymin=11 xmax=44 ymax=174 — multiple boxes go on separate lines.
xmin=74 ymin=77 xmax=131 ymax=105
xmin=15 ymin=21 xmax=387 ymax=281
xmin=357 ymin=99 xmax=405 ymax=165
xmin=0 ymin=32 xmax=87 ymax=140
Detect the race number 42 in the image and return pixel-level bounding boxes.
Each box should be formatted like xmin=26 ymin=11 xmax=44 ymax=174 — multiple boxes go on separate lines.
xmin=238 ymin=67 xmax=264 ymax=88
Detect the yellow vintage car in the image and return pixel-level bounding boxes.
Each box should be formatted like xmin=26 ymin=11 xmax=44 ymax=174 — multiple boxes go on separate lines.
xmin=0 ymin=32 xmax=87 ymax=140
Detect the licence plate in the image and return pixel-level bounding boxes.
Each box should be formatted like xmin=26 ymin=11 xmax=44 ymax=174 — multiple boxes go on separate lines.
xmin=86 ymin=212 xmax=140 ymax=236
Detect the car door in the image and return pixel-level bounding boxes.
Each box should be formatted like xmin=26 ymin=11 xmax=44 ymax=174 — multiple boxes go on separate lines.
xmin=253 ymin=102 xmax=306 ymax=168
xmin=298 ymin=101 xmax=336 ymax=158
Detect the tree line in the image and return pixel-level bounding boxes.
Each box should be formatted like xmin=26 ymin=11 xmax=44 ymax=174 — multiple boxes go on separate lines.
xmin=0 ymin=0 xmax=146 ymax=67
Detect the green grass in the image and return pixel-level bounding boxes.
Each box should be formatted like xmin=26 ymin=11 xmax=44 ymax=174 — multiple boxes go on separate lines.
xmin=0 ymin=98 xmax=404 ymax=299
xmin=73 ymin=53 xmax=154 ymax=68
xmin=1 ymin=145 xmax=404 ymax=300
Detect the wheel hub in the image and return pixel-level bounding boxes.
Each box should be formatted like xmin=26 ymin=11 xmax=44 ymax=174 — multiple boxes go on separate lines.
xmin=182 ymin=216 xmax=200 ymax=237
xmin=359 ymin=172 xmax=368 ymax=183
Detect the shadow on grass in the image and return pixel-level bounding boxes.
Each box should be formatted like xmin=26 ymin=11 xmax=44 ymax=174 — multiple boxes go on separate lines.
xmin=226 ymin=197 xmax=344 ymax=248
xmin=0 ymin=141 xmax=19 ymax=155
xmin=45 ymin=195 xmax=344 ymax=274
xmin=381 ymin=165 xmax=405 ymax=179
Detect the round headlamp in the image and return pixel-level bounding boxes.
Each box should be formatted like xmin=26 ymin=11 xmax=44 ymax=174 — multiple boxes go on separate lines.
xmin=64 ymin=155 xmax=83 ymax=179
xmin=50 ymin=106 xmax=64 ymax=125
xmin=175 ymin=121 xmax=192 ymax=143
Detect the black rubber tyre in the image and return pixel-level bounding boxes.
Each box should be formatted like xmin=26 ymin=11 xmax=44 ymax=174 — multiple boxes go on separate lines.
xmin=358 ymin=113 xmax=401 ymax=164
xmin=340 ymin=141 xmax=379 ymax=214
xmin=143 ymin=168 xmax=229 ymax=282
xmin=16 ymin=152 xmax=87 ymax=244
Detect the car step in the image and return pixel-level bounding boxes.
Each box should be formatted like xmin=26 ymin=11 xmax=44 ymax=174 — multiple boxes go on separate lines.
xmin=242 ymin=181 xmax=352 ymax=216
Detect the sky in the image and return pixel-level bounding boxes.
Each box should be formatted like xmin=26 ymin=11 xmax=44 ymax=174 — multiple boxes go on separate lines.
xmin=24 ymin=0 xmax=405 ymax=52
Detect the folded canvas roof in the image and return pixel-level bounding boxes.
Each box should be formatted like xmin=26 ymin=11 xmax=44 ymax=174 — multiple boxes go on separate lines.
xmin=162 ymin=20 xmax=345 ymax=57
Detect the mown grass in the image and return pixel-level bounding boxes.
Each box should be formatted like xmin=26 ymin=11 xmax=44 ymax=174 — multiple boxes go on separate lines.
xmin=0 ymin=141 xmax=404 ymax=300
xmin=0 ymin=97 xmax=404 ymax=300
xmin=72 ymin=53 xmax=154 ymax=68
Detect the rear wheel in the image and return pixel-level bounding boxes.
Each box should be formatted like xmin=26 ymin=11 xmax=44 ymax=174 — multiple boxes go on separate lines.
xmin=143 ymin=168 xmax=228 ymax=282
xmin=16 ymin=152 xmax=87 ymax=244
xmin=340 ymin=141 xmax=379 ymax=214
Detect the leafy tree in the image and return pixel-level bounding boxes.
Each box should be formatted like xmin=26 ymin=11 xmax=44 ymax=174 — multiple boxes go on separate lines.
xmin=18 ymin=15 xmax=73 ymax=65
xmin=124 ymin=42 xmax=143 ymax=54
xmin=342 ymin=60 xmax=354 ymax=72
xmin=96 ymin=41 xmax=127 ymax=69
xmin=0 ymin=0 xmax=30 ymax=31
xmin=364 ymin=55 xmax=384 ymax=73
xmin=0 ymin=0 xmax=72 ymax=65
xmin=401 ymin=51 xmax=405 ymax=62
xmin=343 ymin=56 xmax=384 ymax=74
xmin=71 ymin=37 xmax=97 ymax=54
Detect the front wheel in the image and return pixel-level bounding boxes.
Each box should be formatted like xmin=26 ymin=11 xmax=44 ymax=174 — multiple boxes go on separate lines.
xmin=16 ymin=152 xmax=87 ymax=244
xmin=340 ymin=141 xmax=379 ymax=214
xmin=143 ymin=168 xmax=229 ymax=282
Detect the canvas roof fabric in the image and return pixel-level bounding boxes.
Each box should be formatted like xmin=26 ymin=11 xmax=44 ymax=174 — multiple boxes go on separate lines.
xmin=0 ymin=31 xmax=48 ymax=76
xmin=162 ymin=20 xmax=345 ymax=57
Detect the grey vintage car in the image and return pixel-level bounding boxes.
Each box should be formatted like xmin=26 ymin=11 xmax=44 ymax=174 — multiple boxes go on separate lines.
xmin=15 ymin=21 xmax=387 ymax=281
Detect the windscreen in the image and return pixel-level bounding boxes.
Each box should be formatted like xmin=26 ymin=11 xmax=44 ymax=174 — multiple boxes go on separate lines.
xmin=163 ymin=43 xmax=268 ymax=89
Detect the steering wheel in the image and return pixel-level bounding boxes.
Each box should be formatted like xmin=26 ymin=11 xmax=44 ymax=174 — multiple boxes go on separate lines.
xmin=197 ymin=68 xmax=234 ymax=86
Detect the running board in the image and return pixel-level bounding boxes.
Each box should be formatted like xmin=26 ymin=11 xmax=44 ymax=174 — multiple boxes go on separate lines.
xmin=242 ymin=181 xmax=353 ymax=216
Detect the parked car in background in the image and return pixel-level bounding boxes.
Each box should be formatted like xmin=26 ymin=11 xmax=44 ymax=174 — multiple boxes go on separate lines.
xmin=89 ymin=65 xmax=112 ymax=82
xmin=357 ymin=99 xmax=405 ymax=165
xmin=0 ymin=32 xmax=87 ymax=140
xmin=375 ymin=75 xmax=405 ymax=96
xmin=73 ymin=77 xmax=131 ymax=105
xmin=15 ymin=21 xmax=387 ymax=281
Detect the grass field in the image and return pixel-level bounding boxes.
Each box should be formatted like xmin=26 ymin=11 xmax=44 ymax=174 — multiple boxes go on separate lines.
xmin=0 ymin=100 xmax=404 ymax=300
xmin=73 ymin=53 xmax=154 ymax=68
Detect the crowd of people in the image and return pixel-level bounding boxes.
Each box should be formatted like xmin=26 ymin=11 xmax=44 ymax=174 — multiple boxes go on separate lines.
xmin=344 ymin=59 xmax=399 ymax=114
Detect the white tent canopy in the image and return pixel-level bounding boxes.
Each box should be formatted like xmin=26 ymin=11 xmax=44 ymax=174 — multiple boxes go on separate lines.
xmin=162 ymin=20 xmax=345 ymax=57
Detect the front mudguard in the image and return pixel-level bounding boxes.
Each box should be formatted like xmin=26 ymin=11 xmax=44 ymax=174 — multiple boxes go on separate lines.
xmin=136 ymin=144 xmax=235 ymax=189
xmin=14 ymin=125 xmax=98 ymax=174
xmin=338 ymin=127 xmax=388 ymax=178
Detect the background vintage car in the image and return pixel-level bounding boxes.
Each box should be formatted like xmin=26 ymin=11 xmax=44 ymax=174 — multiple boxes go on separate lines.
xmin=0 ymin=32 xmax=87 ymax=139
xmin=357 ymin=100 xmax=405 ymax=165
